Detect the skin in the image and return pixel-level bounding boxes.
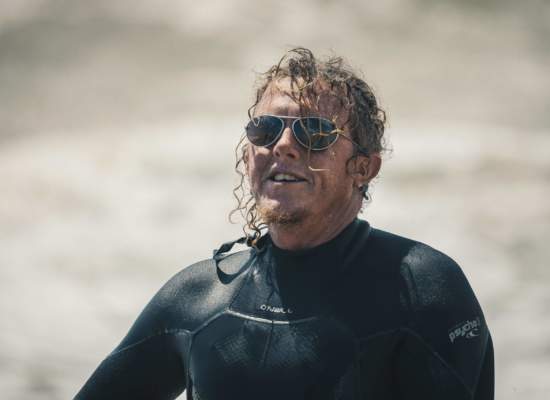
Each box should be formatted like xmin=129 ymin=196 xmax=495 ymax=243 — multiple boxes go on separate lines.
xmin=246 ymin=78 xmax=381 ymax=250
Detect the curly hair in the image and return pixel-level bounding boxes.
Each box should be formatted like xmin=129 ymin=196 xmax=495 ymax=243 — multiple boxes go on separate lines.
xmin=230 ymin=47 xmax=387 ymax=245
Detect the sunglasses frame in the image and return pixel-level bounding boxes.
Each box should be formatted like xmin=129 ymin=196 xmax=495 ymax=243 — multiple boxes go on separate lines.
xmin=245 ymin=114 xmax=369 ymax=155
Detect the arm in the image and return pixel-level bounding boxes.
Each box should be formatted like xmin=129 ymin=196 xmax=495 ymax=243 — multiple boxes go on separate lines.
xmin=395 ymin=245 xmax=494 ymax=400
xmin=74 ymin=252 xmax=252 ymax=399
xmin=74 ymin=270 xmax=193 ymax=400
xmin=74 ymin=330 xmax=189 ymax=400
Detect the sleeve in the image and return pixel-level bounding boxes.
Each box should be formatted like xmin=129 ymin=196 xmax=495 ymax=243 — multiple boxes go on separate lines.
xmin=74 ymin=331 xmax=189 ymax=400
xmin=74 ymin=273 xmax=192 ymax=400
xmin=394 ymin=245 xmax=494 ymax=400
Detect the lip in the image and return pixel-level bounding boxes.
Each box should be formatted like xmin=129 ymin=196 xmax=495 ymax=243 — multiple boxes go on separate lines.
xmin=263 ymin=166 xmax=309 ymax=183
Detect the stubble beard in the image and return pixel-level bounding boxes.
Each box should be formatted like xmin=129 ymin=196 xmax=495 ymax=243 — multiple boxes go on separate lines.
xmin=256 ymin=196 xmax=308 ymax=227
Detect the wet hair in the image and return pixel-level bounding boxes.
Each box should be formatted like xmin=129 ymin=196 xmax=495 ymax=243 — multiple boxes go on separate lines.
xmin=230 ymin=47 xmax=387 ymax=244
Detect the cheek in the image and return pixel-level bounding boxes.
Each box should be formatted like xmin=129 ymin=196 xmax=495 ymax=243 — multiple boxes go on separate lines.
xmin=246 ymin=147 xmax=269 ymax=188
xmin=314 ymin=151 xmax=349 ymax=182
xmin=315 ymin=155 xmax=354 ymax=197
xmin=322 ymin=170 xmax=352 ymax=193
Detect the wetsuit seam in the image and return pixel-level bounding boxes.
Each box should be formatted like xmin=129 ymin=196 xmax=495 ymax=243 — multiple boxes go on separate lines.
xmin=226 ymin=309 xmax=319 ymax=325
xmin=185 ymin=252 xmax=258 ymax=392
xmin=401 ymin=327 xmax=475 ymax=398
xmin=400 ymin=261 xmax=419 ymax=327
xmin=338 ymin=222 xmax=372 ymax=274
xmin=401 ymin=251 xmax=479 ymax=398
xmin=109 ymin=328 xmax=190 ymax=357
xmin=190 ymin=307 xmax=239 ymax=337
xmin=260 ymin=322 xmax=274 ymax=368
xmin=472 ymin=331 xmax=491 ymax=395
xmin=189 ymin=254 xmax=257 ymax=337
xmin=227 ymin=252 xmax=258 ymax=310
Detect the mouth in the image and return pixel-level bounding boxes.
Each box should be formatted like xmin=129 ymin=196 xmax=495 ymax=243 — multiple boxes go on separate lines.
xmin=267 ymin=172 xmax=308 ymax=184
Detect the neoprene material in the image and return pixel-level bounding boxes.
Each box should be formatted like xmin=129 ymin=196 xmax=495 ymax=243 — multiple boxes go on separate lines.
xmin=75 ymin=219 xmax=494 ymax=399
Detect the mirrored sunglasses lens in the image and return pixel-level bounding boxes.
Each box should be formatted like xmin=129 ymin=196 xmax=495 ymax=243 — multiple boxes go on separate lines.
xmin=293 ymin=118 xmax=337 ymax=149
xmin=246 ymin=116 xmax=283 ymax=146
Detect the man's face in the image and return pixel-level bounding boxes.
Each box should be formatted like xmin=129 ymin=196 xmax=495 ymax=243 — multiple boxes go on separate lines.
xmin=246 ymin=78 xmax=361 ymax=226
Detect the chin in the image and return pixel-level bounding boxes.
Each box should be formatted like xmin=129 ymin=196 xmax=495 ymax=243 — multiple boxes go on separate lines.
xmin=256 ymin=197 xmax=308 ymax=226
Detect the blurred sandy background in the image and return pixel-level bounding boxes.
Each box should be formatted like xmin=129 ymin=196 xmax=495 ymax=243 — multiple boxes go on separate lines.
xmin=1 ymin=0 xmax=549 ymax=399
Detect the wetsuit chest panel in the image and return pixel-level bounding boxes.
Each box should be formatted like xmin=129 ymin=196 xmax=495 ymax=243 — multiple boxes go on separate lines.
xmin=189 ymin=313 xmax=356 ymax=400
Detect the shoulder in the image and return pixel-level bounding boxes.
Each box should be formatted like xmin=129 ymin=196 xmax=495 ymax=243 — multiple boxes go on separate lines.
xmin=398 ymin=239 xmax=478 ymax=316
xmin=150 ymin=249 xmax=254 ymax=328
xmin=156 ymin=249 xmax=253 ymax=308
xmin=365 ymin=227 xmax=486 ymax=334
xmin=116 ymin=249 xmax=253 ymax=350
xmin=366 ymin=228 xmax=468 ymax=297
xmin=370 ymin=232 xmax=493 ymax=394
xmin=364 ymin=227 xmax=419 ymax=267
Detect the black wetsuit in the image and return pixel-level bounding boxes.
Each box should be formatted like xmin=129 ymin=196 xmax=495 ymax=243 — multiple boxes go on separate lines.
xmin=75 ymin=219 xmax=494 ymax=399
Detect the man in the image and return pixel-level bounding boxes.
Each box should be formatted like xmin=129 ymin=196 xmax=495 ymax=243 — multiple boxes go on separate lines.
xmin=75 ymin=48 xmax=494 ymax=399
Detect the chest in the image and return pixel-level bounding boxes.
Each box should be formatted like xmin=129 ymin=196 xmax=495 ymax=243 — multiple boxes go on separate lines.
xmin=185 ymin=256 xmax=405 ymax=399
xmin=188 ymin=312 xmax=357 ymax=399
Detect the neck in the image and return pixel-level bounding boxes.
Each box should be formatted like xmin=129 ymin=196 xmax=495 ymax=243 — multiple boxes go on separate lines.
xmin=268 ymin=205 xmax=360 ymax=251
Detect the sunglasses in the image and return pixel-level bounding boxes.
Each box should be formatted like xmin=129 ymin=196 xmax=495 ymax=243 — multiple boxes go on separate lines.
xmin=245 ymin=114 xmax=368 ymax=154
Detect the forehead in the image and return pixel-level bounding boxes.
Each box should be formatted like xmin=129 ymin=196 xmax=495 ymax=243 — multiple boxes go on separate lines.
xmin=254 ymin=77 xmax=348 ymax=120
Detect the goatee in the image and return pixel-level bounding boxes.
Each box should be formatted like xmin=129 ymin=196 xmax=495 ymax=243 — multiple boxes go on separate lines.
xmin=256 ymin=199 xmax=306 ymax=226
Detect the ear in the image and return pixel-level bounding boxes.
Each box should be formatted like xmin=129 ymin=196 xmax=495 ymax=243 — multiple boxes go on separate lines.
xmin=352 ymin=153 xmax=381 ymax=189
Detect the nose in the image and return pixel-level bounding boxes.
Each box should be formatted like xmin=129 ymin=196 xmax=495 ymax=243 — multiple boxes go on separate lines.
xmin=272 ymin=125 xmax=301 ymax=160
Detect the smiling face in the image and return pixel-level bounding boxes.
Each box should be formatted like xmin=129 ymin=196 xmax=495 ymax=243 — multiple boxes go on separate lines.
xmin=246 ymin=78 xmax=365 ymax=233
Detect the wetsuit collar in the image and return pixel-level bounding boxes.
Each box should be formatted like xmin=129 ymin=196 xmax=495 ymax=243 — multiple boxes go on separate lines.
xmin=265 ymin=218 xmax=370 ymax=270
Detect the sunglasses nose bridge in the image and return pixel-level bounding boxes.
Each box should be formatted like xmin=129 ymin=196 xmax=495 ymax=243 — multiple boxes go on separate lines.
xmin=268 ymin=116 xmax=293 ymax=141
xmin=271 ymin=118 xmax=302 ymax=158
xmin=278 ymin=116 xmax=296 ymax=137
xmin=278 ymin=121 xmax=298 ymax=146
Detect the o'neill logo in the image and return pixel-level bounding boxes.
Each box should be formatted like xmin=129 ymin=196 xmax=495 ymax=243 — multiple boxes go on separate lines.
xmin=259 ymin=304 xmax=293 ymax=314
xmin=448 ymin=317 xmax=481 ymax=343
